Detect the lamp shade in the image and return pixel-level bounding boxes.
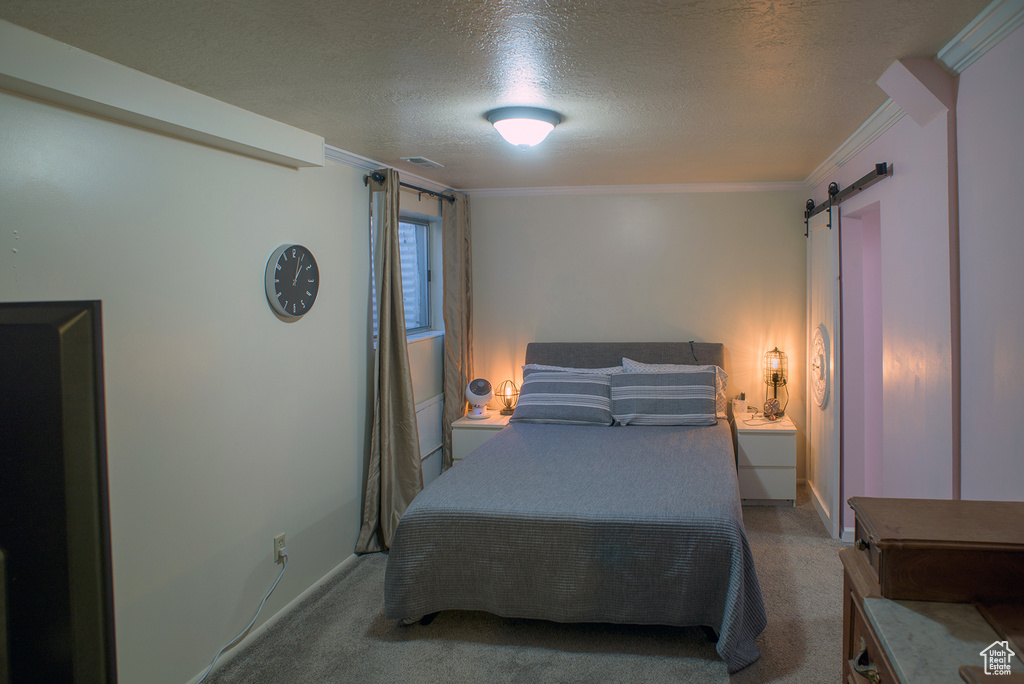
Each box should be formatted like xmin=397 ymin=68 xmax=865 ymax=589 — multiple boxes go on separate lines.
xmin=486 ymin=106 xmax=562 ymax=148
xmin=763 ymin=347 xmax=788 ymax=390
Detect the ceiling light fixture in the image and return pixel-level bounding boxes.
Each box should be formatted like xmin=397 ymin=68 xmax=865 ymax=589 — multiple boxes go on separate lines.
xmin=486 ymin=106 xmax=562 ymax=148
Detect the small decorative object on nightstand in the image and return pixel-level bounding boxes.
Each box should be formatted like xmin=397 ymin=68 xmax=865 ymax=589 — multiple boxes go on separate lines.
xmin=451 ymin=412 xmax=510 ymax=463
xmin=731 ymin=393 xmax=747 ymax=418
xmin=496 ymin=380 xmax=519 ymax=415
xmin=736 ymin=414 xmax=796 ymax=505
xmin=465 ymin=378 xmax=493 ymax=419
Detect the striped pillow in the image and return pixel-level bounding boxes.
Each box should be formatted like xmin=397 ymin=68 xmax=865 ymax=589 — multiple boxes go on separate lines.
xmin=510 ymin=370 xmax=613 ymax=426
xmin=621 ymin=358 xmax=728 ymax=418
xmin=522 ymin=363 xmax=623 ymax=375
xmin=610 ymin=371 xmax=718 ymax=426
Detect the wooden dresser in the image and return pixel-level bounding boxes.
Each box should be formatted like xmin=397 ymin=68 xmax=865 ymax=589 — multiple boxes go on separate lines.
xmin=842 ymin=497 xmax=1024 ymax=683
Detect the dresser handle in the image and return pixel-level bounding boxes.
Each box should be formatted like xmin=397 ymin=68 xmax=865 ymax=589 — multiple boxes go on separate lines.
xmin=855 ymin=538 xmax=870 ymax=552
xmin=853 ymin=638 xmax=881 ymax=683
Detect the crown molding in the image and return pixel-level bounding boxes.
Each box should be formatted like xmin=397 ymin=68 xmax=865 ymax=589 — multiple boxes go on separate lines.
xmin=468 ymin=181 xmax=808 ymax=198
xmin=323 ymin=145 xmax=378 ymax=171
xmin=322 ymin=151 xmax=803 ymax=198
xmin=324 ymin=145 xmax=455 ymax=194
xmin=804 ymin=100 xmax=905 ymax=190
xmin=805 ymin=0 xmax=1023 ymax=190
xmin=938 ymin=0 xmax=1024 ymax=74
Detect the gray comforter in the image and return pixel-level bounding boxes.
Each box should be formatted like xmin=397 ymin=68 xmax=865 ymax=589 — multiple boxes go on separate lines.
xmin=384 ymin=422 xmax=767 ymax=672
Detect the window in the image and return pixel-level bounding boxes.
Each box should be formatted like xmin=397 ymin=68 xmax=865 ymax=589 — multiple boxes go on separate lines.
xmin=371 ymin=215 xmax=434 ymax=339
xmin=398 ymin=218 xmax=430 ymax=333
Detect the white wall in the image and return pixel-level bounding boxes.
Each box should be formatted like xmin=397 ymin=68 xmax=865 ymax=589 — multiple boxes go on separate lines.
xmin=957 ymin=23 xmax=1024 ymax=501
xmin=812 ymin=108 xmax=955 ymax=502
xmin=814 ymin=22 xmax=1024 ymax=506
xmin=470 ymin=189 xmax=809 ymax=475
xmin=840 ymin=206 xmax=884 ymax=509
xmin=0 ymin=88 xmax=369 ymax=682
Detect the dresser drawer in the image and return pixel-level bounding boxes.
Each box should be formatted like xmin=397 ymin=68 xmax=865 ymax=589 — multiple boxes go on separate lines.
xmin=853 ymin=516 xmax=880 ymax=576
xmin=849 ymin=497 xmax=1024 ymax=602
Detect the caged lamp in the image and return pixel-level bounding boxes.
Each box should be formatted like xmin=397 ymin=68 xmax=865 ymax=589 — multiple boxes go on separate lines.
xmin=496 ymin=380 xmax=520 ymax=415
xmin=762 ymin=347 xmax=789 ymax=420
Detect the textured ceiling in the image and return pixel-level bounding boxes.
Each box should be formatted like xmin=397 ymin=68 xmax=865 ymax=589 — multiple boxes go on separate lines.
xmin=0 ymin=0 xmax=990 ymax=189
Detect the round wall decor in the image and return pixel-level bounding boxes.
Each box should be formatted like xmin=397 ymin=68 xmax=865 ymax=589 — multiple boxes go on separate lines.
xmin=810 ymin=324 xmax=830 ymax=409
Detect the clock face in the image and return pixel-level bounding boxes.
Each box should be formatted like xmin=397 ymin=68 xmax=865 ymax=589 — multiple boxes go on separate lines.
xmin=266 ymin=244 xmax=319 ymax=318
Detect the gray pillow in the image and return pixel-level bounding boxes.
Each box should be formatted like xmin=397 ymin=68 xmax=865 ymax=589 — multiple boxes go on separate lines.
xmin=621 ymin=358 xmax=728 ymax=418
xmin=510 ymin=370 xmax=613 ymax=426
xmin=610 ymin=371 xmax=718 ymax=426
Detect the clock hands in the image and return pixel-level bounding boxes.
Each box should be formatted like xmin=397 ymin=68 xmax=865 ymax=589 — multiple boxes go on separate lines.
xmin=268 ymin=245 xmax=319 ymax=319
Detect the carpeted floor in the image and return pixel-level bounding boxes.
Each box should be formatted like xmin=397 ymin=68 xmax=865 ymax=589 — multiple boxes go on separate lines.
xmin=206 ymin=484 xmax=845 ymax=683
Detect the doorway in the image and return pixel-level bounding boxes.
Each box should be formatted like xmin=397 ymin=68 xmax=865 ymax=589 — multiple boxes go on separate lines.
xmin=840 ymin=202 xmax=883 ymax=538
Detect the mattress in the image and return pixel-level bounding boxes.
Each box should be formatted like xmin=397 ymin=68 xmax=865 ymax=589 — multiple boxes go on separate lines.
xmin=384 ymin=421 xmax=767 ymax=672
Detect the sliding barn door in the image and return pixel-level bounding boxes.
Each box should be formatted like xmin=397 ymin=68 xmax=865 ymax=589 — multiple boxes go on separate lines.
xmin=807 ymin=207 xmax=842 ymax=538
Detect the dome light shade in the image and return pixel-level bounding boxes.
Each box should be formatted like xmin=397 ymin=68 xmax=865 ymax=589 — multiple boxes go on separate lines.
xmin=486 ymin=107 xmax=562 ymax=148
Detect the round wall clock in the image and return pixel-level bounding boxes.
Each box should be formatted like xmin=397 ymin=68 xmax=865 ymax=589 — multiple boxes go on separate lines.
xmin=810 ymin=324 xmax=830 ymax=408
xmin=265 ymin=244 xmax=319 ymax=318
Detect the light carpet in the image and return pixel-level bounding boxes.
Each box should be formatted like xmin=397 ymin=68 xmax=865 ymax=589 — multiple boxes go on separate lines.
xmin=206 ymin=484 xmax=845 ymax=683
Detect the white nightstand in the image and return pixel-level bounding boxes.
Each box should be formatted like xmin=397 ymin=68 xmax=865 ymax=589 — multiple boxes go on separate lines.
xmin=735 ymin=413 xmax=796 ymax=505
xmin=451 ymin=411 xmax=511 ymax=463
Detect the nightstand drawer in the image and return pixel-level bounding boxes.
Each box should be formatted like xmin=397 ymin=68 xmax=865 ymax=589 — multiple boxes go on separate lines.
xmin=451 ymin=412 xmax=510 ymax=462
xmin=738 ymin=466 xmax=796 ymax=500
xmin=737 ymin=432 xmax=796 ymax=467
xmin=453 ymin=427 xmax=502 ymax=462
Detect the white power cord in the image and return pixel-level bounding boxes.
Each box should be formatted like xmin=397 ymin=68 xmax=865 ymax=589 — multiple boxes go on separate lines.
xmin=196 ymin=549 xmax=288 ymax=683
xmin=742 ymin=407 xmax=789 ymax=427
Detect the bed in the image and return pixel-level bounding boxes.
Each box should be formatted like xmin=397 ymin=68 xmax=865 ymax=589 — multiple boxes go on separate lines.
xmin=384 ymin=342 xmax=767 ymax=672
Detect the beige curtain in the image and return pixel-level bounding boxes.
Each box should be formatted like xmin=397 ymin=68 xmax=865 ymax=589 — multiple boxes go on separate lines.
xmin=355 ymin=169 xmax=423 ymax=553
xmin=441 ymin=192 xmax=473 ymax=471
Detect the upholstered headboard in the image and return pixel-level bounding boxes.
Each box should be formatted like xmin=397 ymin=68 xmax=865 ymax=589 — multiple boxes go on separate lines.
xmin=524 ymin=342 xmax=724 ymax=370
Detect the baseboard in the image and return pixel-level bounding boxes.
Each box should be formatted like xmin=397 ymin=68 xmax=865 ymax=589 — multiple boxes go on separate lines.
xmin=185 ymin=553 xmax=359 ymax=684
xmin=807 ymin=481 xmax=835 ymax=538
xmin=841 ymin=527 xmax=856 ymax=544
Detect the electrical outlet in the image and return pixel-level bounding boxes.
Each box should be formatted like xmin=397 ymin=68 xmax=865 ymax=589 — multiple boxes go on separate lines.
xmin=273 ymin=533 xmax=286 ymax=563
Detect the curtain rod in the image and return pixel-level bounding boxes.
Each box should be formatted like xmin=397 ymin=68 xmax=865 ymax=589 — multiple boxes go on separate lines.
xmin=803 ymin=162 xmax=892 ymax=236
xmin=364 ymin=170 xmax=456 ymax=203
